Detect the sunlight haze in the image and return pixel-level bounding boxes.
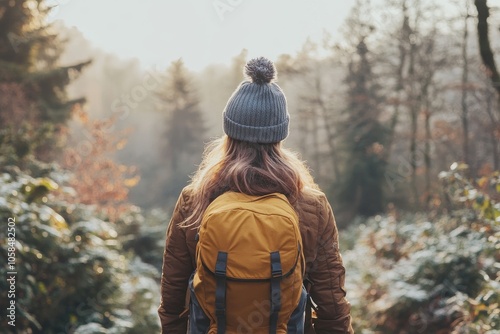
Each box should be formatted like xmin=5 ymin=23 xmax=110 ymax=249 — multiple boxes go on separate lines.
xmin=51 ymin=0 xmax=358 ymax=70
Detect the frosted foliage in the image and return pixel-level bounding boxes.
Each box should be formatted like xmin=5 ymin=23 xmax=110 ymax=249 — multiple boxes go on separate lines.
xmin=343 ymin=212 xmax=499 ymax=332
xmin=0 ymin=163 xmax=161 ymax=332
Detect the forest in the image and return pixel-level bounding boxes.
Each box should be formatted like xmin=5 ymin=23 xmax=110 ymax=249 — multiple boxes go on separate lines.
xmin=0 ymin=0 xmax=499 ymax=333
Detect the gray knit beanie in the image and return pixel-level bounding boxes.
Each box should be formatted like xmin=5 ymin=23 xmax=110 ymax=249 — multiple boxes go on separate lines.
xmin=223 ymin=57 xmax=289 ymax=144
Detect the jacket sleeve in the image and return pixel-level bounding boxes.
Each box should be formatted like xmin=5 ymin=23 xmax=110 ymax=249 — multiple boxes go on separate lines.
xmin=309 ymin=196 xmax=354 ymax=334
xmin=158 ymin=191 xmax=194 ymax=334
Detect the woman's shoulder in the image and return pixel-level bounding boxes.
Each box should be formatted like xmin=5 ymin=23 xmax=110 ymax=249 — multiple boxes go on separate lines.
xmin=296 ymin=186 xmax=330 ymax=217
xmin=299 ymin=186 xmax=329 ymax=205
xmin=175 ymin=185 xmax=196 ymax=216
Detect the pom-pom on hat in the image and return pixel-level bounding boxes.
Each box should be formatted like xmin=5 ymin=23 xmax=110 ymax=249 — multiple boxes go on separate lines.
xmin=223 ymin=57 xmax=289 ymax=144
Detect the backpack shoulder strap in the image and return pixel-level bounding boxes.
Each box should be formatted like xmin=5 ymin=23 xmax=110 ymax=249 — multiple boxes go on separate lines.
xmin=215 ymin=251 xmax=228 ymax=333
xmin=270 ymin=251 xmax=283 ymax=333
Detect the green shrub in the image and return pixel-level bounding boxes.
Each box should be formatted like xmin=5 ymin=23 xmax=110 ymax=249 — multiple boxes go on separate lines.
xmin=0 ymin=162 xmax=161 ymax=333
xmin=343 ymin=164 xmax=500 ymax=333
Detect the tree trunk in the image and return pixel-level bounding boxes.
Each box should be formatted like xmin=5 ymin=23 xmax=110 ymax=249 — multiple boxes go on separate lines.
xmin=385 ymin=0 xmax=409 ymax=160
xmin=419 ymin=73 xmax=433 ymax=209
xmin=461 ymin=2 xmax=470 ymax=167
xmin=312 ymin=107 xmax=321 ymax=178
xmin=485 ymin=92 xmax=500 ymax=169
xmin=315 ymin=78 xmax=340 ymax=181
xmin=474 ymin=0 xmax=500 ymax=115
xmin=424 ymin=104 xmax=431 ymax=209
xmin=297 ymin=107 xmax=309 ymax=156
xmin=408 ymin=35 xmax=420 ymax=209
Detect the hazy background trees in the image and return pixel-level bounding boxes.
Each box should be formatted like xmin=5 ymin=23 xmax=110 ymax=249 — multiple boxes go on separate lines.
xmin=155 ymin=59 xmax=206 ymax=202
xmin=11 ymin=0 xmax=495 ymax=217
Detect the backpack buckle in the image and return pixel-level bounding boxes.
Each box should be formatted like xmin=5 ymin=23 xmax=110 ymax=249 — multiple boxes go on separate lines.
xmin=215 ymin=268 xmax=226 ymax=277
xmin=272 ymin=264 xmax=282 ymax=277
xmin=271 ymin=251 xmax=282 ymax=278
xmin=215 ymin=251 xmax=228 ymax=277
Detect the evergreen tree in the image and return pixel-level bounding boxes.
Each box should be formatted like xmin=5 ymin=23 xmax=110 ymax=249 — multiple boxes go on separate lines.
xmin=0 ymin=0 xmax=89 ymax=127
xmin=157 ymin=59 xmax=206 ymax=198
xmin=337 ymin=39 xmax=389 ymax=217
xmin=0 ymin=0 xmax=89 ymax=159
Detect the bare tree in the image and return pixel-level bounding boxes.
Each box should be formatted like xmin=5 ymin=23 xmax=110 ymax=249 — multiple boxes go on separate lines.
xmin=474 ymin=0 xmax=500 ymax=101
xmin=474 ymin=0 xmax=500 ymax=169
xmin=461 ymin=0 xmax=472 ymax=167
xmin=385 ymin=0 xmax=411 ymax=159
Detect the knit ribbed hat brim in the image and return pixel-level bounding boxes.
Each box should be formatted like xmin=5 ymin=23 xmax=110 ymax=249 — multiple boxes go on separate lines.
xmin=224 ymin=113 xmax=289 ymax=144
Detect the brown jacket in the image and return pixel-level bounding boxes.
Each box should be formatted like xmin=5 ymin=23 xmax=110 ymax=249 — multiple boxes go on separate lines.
xmin=158 ymin=187 xmax=354 ymax=334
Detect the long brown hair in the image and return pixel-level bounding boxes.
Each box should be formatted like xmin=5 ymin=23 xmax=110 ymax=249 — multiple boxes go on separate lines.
xmin=181 ymin=135 xmax=320 ymax=228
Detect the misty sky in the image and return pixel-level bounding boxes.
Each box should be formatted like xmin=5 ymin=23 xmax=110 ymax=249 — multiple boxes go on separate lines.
xmin=50 ymin=0 xmax=366 ymax=70
xmin=50 ymin=0 xmax=500 ymax=71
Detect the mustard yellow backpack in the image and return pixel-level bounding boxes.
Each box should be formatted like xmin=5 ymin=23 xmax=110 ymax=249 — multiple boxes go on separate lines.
xmin=189 ymin=191 xmax=306 ymax=334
